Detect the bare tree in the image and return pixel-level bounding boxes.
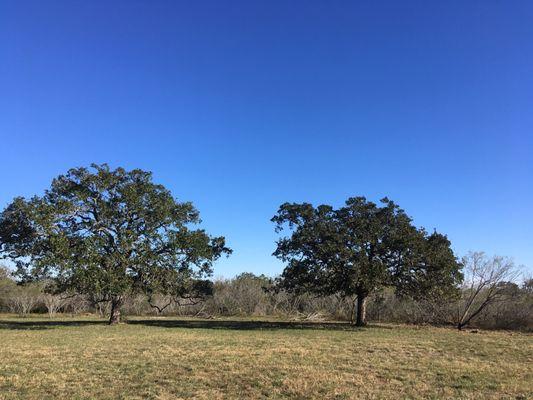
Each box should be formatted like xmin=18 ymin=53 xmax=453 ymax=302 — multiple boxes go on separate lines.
xmin=456 ymin=252 xmax=520 ymax=330
xmin=123 ymin=294 xmax=149 ymax=316
xmin=7 ymin=284 xmax=41 ymax=315
xmin=41 ymin=293 xmax=65 ymax=318
xmin=65 ymin=294 xmax=90 ymax=315
xmin=0 ymin=266 xmax=16 ymax=310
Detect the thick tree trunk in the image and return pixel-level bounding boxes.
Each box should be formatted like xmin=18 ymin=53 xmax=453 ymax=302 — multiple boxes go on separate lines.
xmin=355 ymin=292 xmax=368 ymax=327
xmin=109 ymin=297 xmax=123 ymax=325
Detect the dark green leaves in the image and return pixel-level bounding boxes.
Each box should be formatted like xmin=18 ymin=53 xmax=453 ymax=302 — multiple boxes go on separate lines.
xmin=0 ymin=164 xmax=231 ymax=303
xmin=272 ymin=196 xmax=462 ymax=301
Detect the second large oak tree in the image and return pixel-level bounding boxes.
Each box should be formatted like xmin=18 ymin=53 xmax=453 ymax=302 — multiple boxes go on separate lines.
xmin=272 ymin=197 xmax=462 ymax=325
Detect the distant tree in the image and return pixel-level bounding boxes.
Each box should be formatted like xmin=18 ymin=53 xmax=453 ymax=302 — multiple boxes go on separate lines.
xmin=41 ymin=293 xmax=65 ymax=318
xmin=0 ymin=265 xmax=13 ymax=289
xmin=523 ymin=277 xmax=533 ymax=295
xmin=65 ymin=294 xmax=90 ymax=315
xmin=0 ymin=265 xmax=16 ymax=310
xmin=0 ymin=164 xmax=231 ymax=324
xmin=31 ymin=279 xmax=71 ymax=317
xmin=455 ymin=251 xmax=520 ymax=330
xmin=145 ymin=280 xmax=214 ymax=314
xmin=7 ymin=282 xmax=42 ymax=315
xmin=213 ymin=273 xmax=273 ymax=315
xmin=0 ymin=265 xmax=10 ymax=280
xmin=272 ymin=197 xmax=462 ymax=326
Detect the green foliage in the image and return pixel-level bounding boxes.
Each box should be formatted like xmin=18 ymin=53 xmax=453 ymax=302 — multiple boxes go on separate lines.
xmin=0 ymin=164 xmax=231 ymax=320
xmin=272 ymin=197 xmax=463 ymax=323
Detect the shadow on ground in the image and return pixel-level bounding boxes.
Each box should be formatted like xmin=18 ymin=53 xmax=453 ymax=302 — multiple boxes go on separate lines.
xmin=0 ymin=318 xmax=377 ymax=331
xmin=127 ymin=319 xmax=367 ymax=331
xmin=0 ymin=319 xmax=107 ymax=330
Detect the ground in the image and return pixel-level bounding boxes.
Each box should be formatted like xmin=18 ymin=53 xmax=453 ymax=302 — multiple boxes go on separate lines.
xmin=0 ymin=315 xmax=531 ymax=399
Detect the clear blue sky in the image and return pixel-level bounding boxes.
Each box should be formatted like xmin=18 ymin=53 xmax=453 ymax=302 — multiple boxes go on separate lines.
xmin=1 ymin=1 xmax=532 ymax=277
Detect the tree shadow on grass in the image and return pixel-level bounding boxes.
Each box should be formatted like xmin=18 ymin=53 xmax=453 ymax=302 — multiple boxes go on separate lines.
xmin=0 ymin=317 xmax=387 ymax=331
xmin=127 ymin=318 xmax=375 ymax=331
xmin=0 ymin=319 xmax=107 ymax=330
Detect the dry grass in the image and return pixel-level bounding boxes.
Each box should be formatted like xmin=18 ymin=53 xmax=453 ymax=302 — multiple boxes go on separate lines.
xmin=0 ymin=315 xmax=531 ymax=399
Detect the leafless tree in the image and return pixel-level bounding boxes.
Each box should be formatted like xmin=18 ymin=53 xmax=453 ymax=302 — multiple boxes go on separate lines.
xmin=123 ymin=294 xmax=149 ymax=315
xmin=0 ymin=266 xmax=16 ymax=309
xmin=41 ymin=293 xmax=66 ymax=317
xmin=7 ymin=284 xmax=41 ymax=315
xmin=456 ymin=252 xmax=520 ymax=330
xmin=65 ymin=294 xmax=91 ymax=315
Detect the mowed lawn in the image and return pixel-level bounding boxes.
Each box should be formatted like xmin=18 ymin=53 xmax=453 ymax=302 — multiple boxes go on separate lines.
xmin=0 ymin=315 xmax=531 ymax=399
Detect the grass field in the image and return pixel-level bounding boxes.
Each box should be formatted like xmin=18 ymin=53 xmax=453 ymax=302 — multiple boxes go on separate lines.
xmin=0 ymin=315 xmax=531 ymax=399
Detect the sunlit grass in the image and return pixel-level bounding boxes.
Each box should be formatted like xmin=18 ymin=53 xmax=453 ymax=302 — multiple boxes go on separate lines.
xmin=0 ymin=314 xmax=531 ymax=399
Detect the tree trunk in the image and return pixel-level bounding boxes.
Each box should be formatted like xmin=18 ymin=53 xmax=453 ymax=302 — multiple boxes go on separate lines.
xmin=355 ymin=293 xmax=368 ymax=327
xmin=109 ymin=297 xmax=123 ymax=325
xmin=350 ymin=297 xmax=357 ymax=325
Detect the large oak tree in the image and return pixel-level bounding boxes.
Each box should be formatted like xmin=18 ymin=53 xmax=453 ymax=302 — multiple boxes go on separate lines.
xmin=0 ymin=164 xmax=231 ymax=324
xmin=272 ymin=197 xmax=462 ymax=326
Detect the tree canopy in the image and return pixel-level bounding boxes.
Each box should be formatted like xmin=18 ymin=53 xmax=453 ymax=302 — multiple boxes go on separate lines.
xmin=272 ymin=197 xmax=463 ymax=325
xmin=0 ymin=164 xmax=231 ymax=323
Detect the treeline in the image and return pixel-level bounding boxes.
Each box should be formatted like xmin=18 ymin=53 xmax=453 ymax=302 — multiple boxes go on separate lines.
xmin=0 ymin=164 xmax=531 ymax=329
xmin=1 ymin=267 xmax=531 ymax=331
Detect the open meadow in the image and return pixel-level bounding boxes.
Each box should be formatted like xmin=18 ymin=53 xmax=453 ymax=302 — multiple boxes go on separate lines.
xmin=0 ymin=315 xmax=531 ymax=400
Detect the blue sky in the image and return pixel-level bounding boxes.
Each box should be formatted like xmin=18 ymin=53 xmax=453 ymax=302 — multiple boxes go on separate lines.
xmin=1 ymin=1 xmax=532 ymax=277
